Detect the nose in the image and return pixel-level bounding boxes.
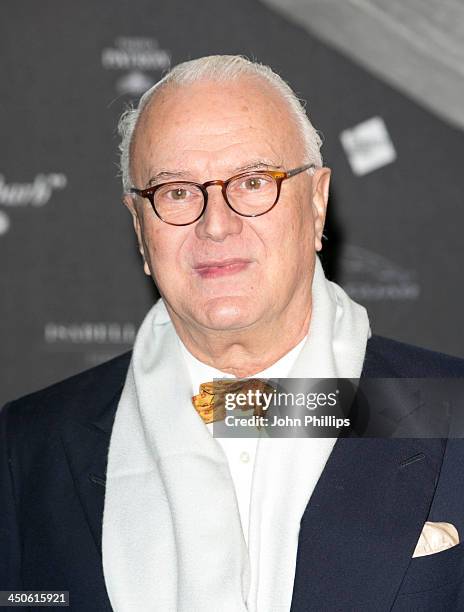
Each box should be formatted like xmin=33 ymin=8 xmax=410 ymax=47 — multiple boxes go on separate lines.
xmin=194 ymin=184 xmax=243 ymax=242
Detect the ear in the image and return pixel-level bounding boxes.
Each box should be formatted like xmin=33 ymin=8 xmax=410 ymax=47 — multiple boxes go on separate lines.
xmin=123 ymin=194 xmax=151 ymax=276
xmin=311 ymin=167 xmax=331 ymax=252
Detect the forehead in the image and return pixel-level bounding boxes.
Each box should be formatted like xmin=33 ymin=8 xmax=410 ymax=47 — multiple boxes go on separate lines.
xmin=131 ymin=76 xmax=303 ymax=175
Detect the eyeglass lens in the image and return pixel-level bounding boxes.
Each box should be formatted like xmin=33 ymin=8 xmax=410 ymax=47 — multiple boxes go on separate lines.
xmin=154 ymin=172 xmax=278 ymax=224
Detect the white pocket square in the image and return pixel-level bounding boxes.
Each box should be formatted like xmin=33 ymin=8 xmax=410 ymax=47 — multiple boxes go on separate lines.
xmin=412 ymin=521 xmax=460 ymax=558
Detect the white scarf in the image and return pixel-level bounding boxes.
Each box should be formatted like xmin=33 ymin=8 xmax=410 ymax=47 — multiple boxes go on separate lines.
xmin=102 ymin=256 xmax=371 ymax=611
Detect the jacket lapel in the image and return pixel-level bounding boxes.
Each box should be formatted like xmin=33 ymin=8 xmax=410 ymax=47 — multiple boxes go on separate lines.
xmin=290 ymin=436 xmax=446 ymax=610
xmin=290 ymin=336 xmax=448 ymax=610
xmin=59 ymin=377 xmax=125 ymax=559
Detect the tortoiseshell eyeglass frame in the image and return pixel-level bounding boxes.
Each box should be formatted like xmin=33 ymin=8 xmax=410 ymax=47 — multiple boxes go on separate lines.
xmin=129 ymin=162 xmax=316 ymax=226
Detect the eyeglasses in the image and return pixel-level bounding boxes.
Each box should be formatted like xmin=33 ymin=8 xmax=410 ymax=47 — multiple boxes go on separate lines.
xmin=129 ymin=163 xmax=315 ymax=226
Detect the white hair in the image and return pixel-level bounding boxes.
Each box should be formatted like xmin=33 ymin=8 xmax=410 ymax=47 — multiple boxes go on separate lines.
xmin=118 ymin=54 xmax=323 ymax=191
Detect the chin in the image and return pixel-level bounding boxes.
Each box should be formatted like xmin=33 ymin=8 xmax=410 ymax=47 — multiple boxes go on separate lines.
xmin=195 ymin=296 xmax=259 ymax=331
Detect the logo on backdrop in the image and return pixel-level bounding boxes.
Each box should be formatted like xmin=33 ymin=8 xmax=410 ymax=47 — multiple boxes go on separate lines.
xmin=340 ymin=116 xmax=396 ymax=176
xmin=101 ymin=36 xmax=171 ymax=96
xmin=0 ymin=173 xmax=67 ymax=236
xmin=339 ymin=244 xmax=420 ymax=301
xmin=44 ymin=321 xmax=137 ymax=366
xmin=44 ymin=321 xmax=136 ymax=344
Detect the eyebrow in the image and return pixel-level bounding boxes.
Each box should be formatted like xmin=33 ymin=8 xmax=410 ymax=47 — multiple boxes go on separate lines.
xmin=147 ymin=171 xmax=190 ymax=186
xmin=146 ymin=159 xmax=283 ymax=186
xmin=234 ymin=160 xmax=283 ymax=173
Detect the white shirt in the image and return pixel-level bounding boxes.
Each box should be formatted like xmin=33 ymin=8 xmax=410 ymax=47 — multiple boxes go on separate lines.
xmin=178 ymin=335 xmax=307 ymax=545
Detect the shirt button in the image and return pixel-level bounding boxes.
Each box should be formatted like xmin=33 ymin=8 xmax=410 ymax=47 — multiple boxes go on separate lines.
xmin=240 ymin=451 xmax=250 ymax=464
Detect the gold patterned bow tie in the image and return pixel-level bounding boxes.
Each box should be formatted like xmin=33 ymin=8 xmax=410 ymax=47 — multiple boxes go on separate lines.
xmin=191 ymin=379 xmax=275 ymax=424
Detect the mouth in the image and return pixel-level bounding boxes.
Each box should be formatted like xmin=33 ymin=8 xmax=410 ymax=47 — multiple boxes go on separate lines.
xmin=193 ymin=258 xmax=252 ymax=279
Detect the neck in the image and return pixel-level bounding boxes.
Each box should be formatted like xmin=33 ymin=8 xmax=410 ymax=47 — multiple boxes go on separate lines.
xmin=167 ymin=296 xmax=312 ymax=378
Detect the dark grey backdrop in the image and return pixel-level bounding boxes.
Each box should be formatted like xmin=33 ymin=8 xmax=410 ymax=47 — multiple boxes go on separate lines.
xmin=2 ymin=0 xmax=463 ymax=406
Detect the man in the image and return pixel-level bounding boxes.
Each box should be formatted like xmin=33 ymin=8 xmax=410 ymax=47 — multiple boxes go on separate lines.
xmin=2 ymin=55 xmax=464 ymax=611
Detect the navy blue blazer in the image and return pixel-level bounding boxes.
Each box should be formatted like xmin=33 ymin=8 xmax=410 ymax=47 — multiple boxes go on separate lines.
xmin=2 ymin=335 xmax=464 ymax=611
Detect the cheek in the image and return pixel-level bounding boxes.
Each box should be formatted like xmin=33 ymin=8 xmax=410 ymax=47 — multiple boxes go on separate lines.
xmin=260 ymin=206 xmax=314 ymax=286
xmin=270 ymin=197 xmax=313 ymax=251
xmin=140 ymin=219 xmax=181 ymax=278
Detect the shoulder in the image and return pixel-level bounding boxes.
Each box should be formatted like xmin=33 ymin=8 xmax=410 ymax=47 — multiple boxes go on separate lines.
xmin=1 ymin=350 xmax=132 ymax=434
xmin=362 ymin=335 xmax=464 ymax=377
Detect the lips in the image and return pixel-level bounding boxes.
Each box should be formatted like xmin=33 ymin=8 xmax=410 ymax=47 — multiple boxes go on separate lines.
xmin=193 ymin=258 xmax=252 ymax=279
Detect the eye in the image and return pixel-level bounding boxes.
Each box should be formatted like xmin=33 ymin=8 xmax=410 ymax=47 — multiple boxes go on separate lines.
xmin=242 ymin=176 xmax=266 ymax=190
xmin=168 ymin=187 xmax=189 ymax=200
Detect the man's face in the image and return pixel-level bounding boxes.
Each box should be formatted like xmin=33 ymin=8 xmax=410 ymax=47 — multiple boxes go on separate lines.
xmin=125 ymin=77 xmax=330 ymax=333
